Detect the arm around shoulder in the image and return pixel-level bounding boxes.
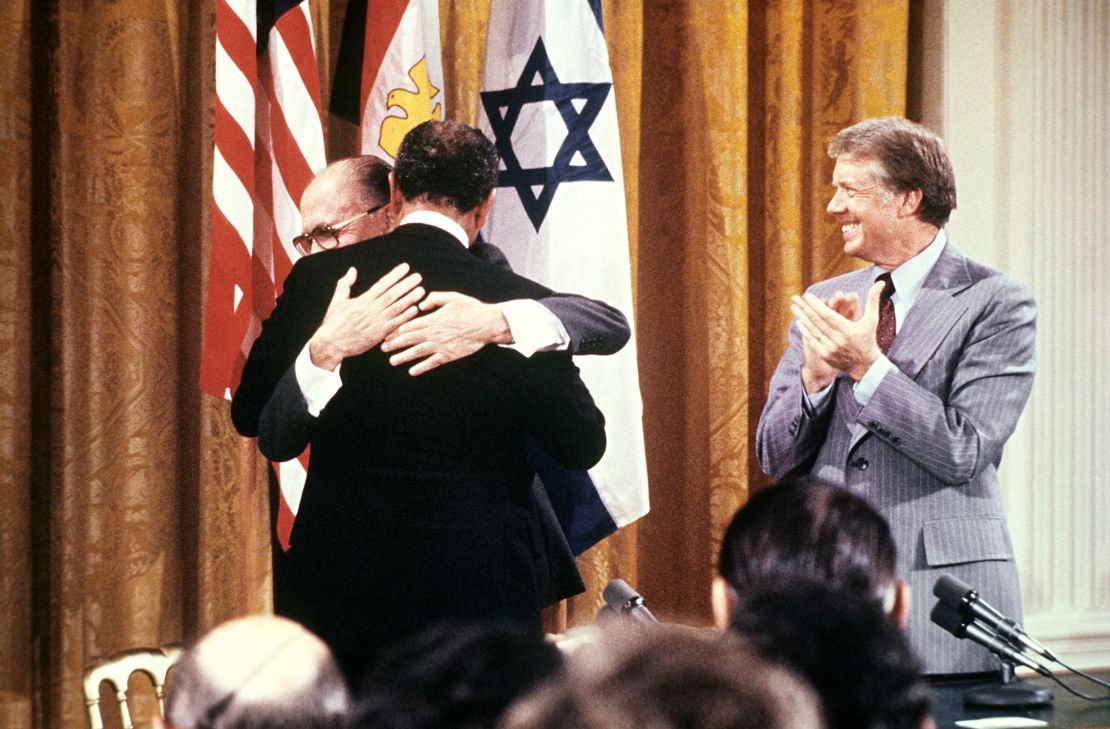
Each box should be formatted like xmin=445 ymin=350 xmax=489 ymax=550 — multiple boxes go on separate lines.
xmin=538 ymin=294 xmax=630 ymax=355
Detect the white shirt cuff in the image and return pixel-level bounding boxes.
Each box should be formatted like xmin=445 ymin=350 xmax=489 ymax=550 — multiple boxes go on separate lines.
xmin=852 ymin=355 xmax=893 ymax=406
xmin=803 ymin=379 xmax=834 ymax=416
xmin=295 ymin=343 xmax=343 ymax=417
xmin=496 ymin=299 xmax=570 ymax=357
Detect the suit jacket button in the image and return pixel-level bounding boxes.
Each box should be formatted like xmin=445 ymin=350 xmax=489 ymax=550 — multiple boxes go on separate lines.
xmin=853 ymin=457 xmax=869 ymax=471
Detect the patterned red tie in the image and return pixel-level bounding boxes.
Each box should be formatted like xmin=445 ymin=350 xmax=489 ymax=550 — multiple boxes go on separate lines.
xmin=876 ymin=273 xmax=896 ymax=354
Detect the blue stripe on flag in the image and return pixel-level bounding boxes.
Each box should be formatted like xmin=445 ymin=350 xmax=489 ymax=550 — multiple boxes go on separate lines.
xmin=527 ymin=435 xmax=617 ymax=555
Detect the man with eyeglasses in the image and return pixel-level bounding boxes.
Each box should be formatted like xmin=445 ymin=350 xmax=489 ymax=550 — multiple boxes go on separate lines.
xmin=231 ymin=120 xmax=608 ymax=682
xmin=285 ymin=153 xmax=630 ymax=381
xmin=233 ymin=151 xmax=629 ymax=618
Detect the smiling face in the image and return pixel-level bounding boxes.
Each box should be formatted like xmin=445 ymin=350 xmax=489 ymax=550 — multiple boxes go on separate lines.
xmin=826 ymin=155 xmax=917 ymax=269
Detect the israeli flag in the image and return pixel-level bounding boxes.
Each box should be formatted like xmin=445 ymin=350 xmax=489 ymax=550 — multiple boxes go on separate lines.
xmin=478 ymin=0 xmax=649 ymax=553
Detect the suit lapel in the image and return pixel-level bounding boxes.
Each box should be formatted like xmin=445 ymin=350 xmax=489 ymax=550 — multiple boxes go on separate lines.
xmin=846 ymin=243 xmax=973 ymax=453
xmin=886 ymin=243 xmax=973 ymax=380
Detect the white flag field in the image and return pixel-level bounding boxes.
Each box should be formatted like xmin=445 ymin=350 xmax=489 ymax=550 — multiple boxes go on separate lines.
xmin=478 ymin=0 xmax=649 ymax=551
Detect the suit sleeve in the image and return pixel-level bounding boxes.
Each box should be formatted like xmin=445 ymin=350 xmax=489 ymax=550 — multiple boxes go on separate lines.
xmin=537 ymin=294 xmax=631 ymax=355
xmin=257 ymin=363 xmax=317 ymax=462
xmin=474 ymin=239 xmax=631 ymax=356
xmin=230 ymin=258 xmax=331 ymax=437
xmin=755 ymin=315 xmax=839 ymax=479
xmin=857 ymin=278 xmax=1036 ymax=485
xmin=515 ymin=352 xmax=607 ymax=470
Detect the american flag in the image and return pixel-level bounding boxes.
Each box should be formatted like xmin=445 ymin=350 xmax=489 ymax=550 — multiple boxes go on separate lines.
xmin=201 ymin=0 xmax=325 ymax=550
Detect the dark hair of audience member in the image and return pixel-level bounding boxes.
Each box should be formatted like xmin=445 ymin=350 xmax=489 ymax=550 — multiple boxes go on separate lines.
xmin=500 ymin=624 xmax=824 ymax=729
xmin=731 ymin=582 xmax=931 ymax=729
xmin=349 ymin=620 xmax=564 ymax=729
xmin=393 ymin=120 xmax=499 ymax=213
xmin=717 ymin=475 xmax=897 ymax=602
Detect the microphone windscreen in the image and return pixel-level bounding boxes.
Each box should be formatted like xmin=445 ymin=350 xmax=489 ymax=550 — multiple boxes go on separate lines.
xmin=933 ymin=573 xmax=972 ymax=606
xmin=602 ymin=579 xmax=640 ymax=608
xmin=930 ymin=601 xmax=970 ymax=637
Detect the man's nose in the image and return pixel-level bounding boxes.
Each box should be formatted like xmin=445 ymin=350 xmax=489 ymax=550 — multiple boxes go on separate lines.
xmin=827 ymin=189 xmax=845 ymax=215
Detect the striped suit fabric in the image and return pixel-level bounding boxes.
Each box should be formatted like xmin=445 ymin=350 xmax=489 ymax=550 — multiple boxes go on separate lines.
xmin=757 ymin=241 xmax=1037 ymax=674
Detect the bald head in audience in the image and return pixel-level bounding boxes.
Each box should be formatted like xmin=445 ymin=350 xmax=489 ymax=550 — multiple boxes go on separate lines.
xmin=500 ymin=625 xmax=824 ymax=729
xmin=159 ymin=615 xmax=349 ymax=729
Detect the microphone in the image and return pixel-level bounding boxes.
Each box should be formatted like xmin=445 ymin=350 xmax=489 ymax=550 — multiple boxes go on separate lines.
xmin=930 ymin=602 xmax=1050 ymax=676
xmin=933 ymin=574 xmax=1056 ymax=661
xmin=601 ymin=579 xmax=658 ymax=624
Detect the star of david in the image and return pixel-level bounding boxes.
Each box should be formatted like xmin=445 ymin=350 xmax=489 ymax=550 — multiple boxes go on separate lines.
xmin=480 ymin=38 xmax=613 ymax=232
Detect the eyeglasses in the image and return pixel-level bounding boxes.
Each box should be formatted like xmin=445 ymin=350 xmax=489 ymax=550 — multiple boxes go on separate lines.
xmin=292 ymin=204 xmax=385 ymax=257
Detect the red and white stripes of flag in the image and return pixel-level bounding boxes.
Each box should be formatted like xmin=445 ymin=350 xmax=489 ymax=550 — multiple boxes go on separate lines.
xmin=204 ymin=0 xmax=326 ymax=550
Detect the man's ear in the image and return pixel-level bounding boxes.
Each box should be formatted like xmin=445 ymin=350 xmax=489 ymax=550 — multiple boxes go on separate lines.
xmin=388 ymin=171 xmax=402 ymax=207
xmin=473 ymin=188 xmax=496 ymax=232
xmin=898 ymin=188 xmax=924 ymax=218
xmin=711 ymin=576 xmax=736 ymax=632
xmin=889 ymin=579 xmax=911 ymax=628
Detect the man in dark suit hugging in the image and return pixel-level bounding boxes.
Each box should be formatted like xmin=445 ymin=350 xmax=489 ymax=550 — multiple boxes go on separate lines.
xmin=231 ymin=120 xmax=607 ymax=682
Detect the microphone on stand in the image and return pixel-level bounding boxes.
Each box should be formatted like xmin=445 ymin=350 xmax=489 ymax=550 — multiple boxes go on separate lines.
xmin=599 ymin=579 xmax=658 ymax=625
xmin=933 ymin=574 xmax=1056 ymax=661
xmin=930 ymin=577 xmax=1054 ymax=708
xmin=929 ymin=602 xmax=1050 ymax=677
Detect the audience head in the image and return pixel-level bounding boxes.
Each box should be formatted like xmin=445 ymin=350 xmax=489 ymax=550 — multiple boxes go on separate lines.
xmin=296 ymin=155 xmax=396 ymax=255
xmin=501 ymin=624 xmax=824 ymax=729
xmin=161 ymin=615 xmax=349 ymax=729
xmin=828 ymin=116 xmax=956 ymax=227
xmin=350 ymin=621 xmax=563 ymax=729
xmin=393 ymin=120 xmax=499 ymax=222
xmin=713 ymin=475 xmax=908 ymax=629
xmin=731 ymin=582 xmax=932 ymax=729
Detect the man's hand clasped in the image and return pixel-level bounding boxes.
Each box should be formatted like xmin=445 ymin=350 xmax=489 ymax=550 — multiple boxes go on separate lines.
xmin=382 ymin=292 xmax=511 ymax=376
xmin=791 ymin=280 xmax=885 ymax=392
xmin=311 ymin=264 xmax=513 ymax=377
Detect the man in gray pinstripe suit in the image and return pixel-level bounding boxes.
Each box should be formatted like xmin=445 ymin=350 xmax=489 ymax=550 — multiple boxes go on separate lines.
xmin=756 ymin=117 xmax=1036 ymax=675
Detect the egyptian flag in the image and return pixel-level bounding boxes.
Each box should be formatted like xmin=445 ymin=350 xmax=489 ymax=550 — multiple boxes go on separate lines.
xmin=332 ymin=0 xmax=444 ymax=159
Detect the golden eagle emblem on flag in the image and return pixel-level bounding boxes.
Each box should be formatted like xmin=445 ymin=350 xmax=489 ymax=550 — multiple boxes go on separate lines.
xmin=379 ymin=57 xmax=443 ymax=157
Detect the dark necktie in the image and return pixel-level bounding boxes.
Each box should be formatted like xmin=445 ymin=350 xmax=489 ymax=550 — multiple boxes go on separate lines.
xmin=876 ymin=273 xmax=896 ymax=354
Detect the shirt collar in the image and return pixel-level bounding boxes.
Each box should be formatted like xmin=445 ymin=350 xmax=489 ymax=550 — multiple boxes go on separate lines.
xmin=883 ymin=228 xmax=947 ymax=307
xmin=399 ymin=210 xmax=470 ymax=248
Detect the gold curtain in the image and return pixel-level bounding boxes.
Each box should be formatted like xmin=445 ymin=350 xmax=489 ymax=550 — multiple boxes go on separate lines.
xmin=0 ymin=1 xmax=906 ymax=727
